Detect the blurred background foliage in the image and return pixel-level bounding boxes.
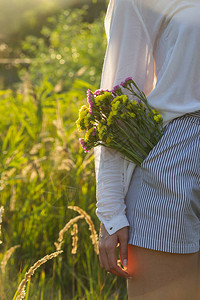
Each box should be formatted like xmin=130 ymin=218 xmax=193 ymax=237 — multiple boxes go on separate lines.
xmin=0 ymin=0 xmax=128 ymax=299
xmin=0 ymin=0 xmax=107 ymax=89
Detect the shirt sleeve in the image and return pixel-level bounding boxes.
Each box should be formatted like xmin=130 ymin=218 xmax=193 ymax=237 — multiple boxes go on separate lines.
xmin=94 ymin=0 xmax=155 ymax=235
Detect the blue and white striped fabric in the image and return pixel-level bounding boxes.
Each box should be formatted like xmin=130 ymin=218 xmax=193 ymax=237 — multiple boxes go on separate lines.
xmin=125 ymin=110 xmax=200 ymax=253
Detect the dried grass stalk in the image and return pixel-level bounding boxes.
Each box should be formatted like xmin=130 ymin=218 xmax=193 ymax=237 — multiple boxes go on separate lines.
xmin=0 ymin=206 xmax=4 ymax=244
xmin=1 ymin=245 xmax=20 ymax=273
xmin=16 ymin=250 xmax=63 ymax=300
xmin=54 ymin=215 xmax=84 ymax=251
xmin=10 ymin=184 xmax=16 ymax=211
xmin=68 ymin=206 xmax=99 ymax=255
xmin=71 ymin=224 xmax=78 ymax=255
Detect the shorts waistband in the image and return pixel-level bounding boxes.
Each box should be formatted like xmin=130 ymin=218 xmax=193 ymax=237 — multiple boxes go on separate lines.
xmin=166 ymin=110 xmax=200 ymax=128
xmin=183 ymin=110 xmax=200 ymax=119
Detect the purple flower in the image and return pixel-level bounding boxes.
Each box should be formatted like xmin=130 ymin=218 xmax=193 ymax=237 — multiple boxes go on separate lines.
xmin=92 ymin=127 xmax=96 ymax=136
xmin=111 ymin=84 xmax=122 ymax=96
xmin=112 ymin=85 xmax=121 ymax=92
xmin=89 ymin=107 xmax=93 ymax=115
xmin=79 ymin=138 xmax=89 ymax=153
xmin=87 ymin=89 xmax=92 ymax=102
xmin=94 ymin=89 xmax=110 ymax=97
xmin=120 ymin=77 xmax=133 ymax=87
xmin=93 ymin=89 xmax=104 ymax=97
xmin=88 ymin=101 xmax=94 ymax=115
xmin=125 ymin=77 xmax=133 ymax=82
xmin=113 ymin=85 xmax=120 ymax=91
xmin=87 ymin=89 xmax=94 ymax=115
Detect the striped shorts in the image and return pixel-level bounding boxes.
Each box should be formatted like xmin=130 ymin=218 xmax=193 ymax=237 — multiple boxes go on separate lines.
xmin=125 ymin=110 xmax=200 ymax=254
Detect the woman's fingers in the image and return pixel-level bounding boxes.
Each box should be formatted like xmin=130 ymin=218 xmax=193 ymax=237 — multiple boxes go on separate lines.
xmin=99 ymin=250 xmax=121 ymax=277
xmin=99 ymin=240 xmax=129 ymax=277
xmin=106 ymin=245 xmax=130 ymax=277
xmin=118 ymin=229 xmax=129 ymax=268
xmin=98 ymin=223 xmax=131 ymax=278
xmin=99 ymin=246 xmax=110 ymax=270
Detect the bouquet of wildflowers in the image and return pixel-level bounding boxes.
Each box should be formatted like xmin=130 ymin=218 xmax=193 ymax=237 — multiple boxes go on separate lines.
xmin=76 ymin=77 xmax=164 ymax=166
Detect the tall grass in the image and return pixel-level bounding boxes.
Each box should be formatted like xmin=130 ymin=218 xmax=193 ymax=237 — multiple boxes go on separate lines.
xmin=0 ymin=76 xmax=128 ymax=299
xmin=0 ymin=7 xmax=128 ymax=299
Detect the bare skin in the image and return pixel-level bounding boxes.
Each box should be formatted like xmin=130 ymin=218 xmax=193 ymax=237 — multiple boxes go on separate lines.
xmin=127 ymin=245 xmax=200 ymax=300
xmin=98 ymin=222 xmax=200 ymax=300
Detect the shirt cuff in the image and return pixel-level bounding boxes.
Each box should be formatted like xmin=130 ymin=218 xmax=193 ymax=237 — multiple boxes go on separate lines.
xmin=99 ymin=214 xmax=130 ymax=235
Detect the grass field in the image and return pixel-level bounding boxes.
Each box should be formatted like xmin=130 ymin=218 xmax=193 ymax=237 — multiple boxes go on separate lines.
xmin=0 ymin=7 xmax=128 ymax=298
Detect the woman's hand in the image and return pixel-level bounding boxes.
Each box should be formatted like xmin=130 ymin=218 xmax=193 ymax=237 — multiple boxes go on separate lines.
xmin=98 ymin=222 xmax=132 ymax=278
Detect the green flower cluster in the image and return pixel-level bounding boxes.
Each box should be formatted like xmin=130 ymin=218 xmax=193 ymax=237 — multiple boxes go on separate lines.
xmin=152 ymin=109 xmax=163 ymax=124
xmin=94 ymin=92 xmax=113 ymax=107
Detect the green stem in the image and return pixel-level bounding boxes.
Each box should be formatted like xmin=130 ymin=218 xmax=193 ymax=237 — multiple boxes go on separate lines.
xmin=121 ymin=119 xmax=155 ymax=148
xmin=109 ymin=141 xmax=144 ymax=165
xmin=126 ymin=86 xmax=144 ymax=102
xmin=125 ymin=83 xmax=158 ymax=125
xmin=119 ymin=118 xmax=148 ymax=146
xmin=94 ymin=141 xmax=143 ymax=166
xmin=128 ymin=114 xmax=154 ymax=139
xmin=116 ymin=122 xmax=149 ymax=156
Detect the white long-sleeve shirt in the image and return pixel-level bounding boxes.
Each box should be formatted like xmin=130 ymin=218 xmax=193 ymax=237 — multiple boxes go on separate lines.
xmin=94 ymin=0 xmax=200 ymax=235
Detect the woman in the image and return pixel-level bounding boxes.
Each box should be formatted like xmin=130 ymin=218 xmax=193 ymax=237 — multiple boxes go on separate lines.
xmin=94 ymin=0 xmax=200 ymax=299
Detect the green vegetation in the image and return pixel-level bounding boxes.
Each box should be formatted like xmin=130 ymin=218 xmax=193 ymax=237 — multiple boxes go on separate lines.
xmin=19 ymin=8 xmax=106 ymax=91
xmin=0 ymin=7 xmax=128 ymax=300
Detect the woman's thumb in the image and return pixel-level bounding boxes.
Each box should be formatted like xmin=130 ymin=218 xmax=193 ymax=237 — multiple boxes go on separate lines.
xmin=123 ymin=258 xmax=128 ymax=268
xmin=119 ymin=231 xmax=128 ymax=269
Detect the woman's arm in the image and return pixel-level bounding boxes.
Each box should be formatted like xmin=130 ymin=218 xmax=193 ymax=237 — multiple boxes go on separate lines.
xmin=95 ymin=0 xmax=155 ymax=235
xmin=95 ymin=0 xmax=155 ymax=277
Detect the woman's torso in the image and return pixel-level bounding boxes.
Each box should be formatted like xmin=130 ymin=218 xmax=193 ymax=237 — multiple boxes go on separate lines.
xmin=134 ymin=0 xmax=200 ymax=125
